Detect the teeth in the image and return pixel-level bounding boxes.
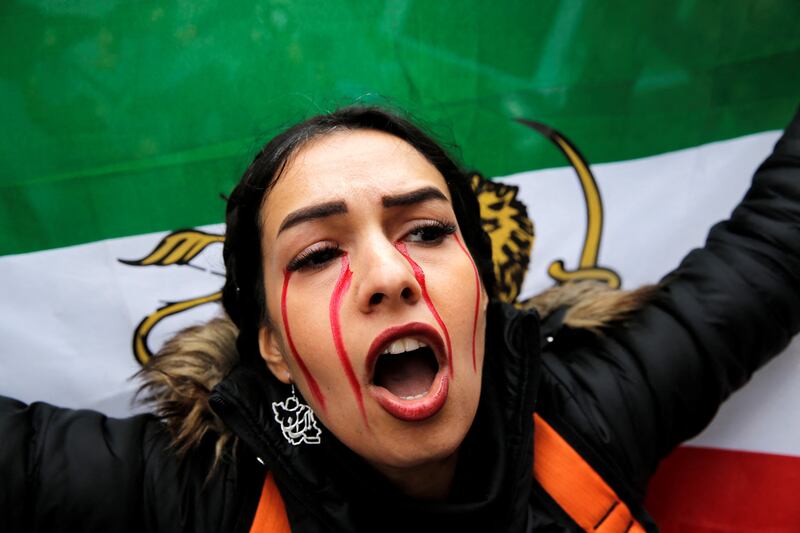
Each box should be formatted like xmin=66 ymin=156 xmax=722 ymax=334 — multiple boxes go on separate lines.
xmin=400 ymin=392 xmax=426 ymax=400
xmin=381 ymin=337 xmax=426 ymax=355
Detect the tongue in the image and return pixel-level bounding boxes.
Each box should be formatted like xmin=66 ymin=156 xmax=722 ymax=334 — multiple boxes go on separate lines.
xmin=375 ymin=349 xmax=437 ymax=399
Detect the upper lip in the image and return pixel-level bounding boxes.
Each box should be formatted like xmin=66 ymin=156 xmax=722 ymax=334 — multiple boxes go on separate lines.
xmin=365 ymin=322 xmax=447 ymax=382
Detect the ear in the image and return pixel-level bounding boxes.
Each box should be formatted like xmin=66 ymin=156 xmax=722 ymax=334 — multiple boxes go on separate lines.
xmin=258 ymin=325 xmax=292 ymax=385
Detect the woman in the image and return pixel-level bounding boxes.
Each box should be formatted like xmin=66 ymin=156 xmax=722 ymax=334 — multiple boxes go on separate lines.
xmin=2 ymin=105 xmax=799 ymax=532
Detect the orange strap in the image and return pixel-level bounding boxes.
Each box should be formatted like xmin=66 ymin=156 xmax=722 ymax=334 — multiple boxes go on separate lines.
xmin=533 ymin=413 xmax=646 ymax=532
xmin=250 ymin=417 xmax=647 ymax=532
xmin=250 ymin=471 xmax=291 ymax=533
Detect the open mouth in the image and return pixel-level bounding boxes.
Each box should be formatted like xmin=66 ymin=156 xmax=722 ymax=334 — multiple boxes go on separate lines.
xmin=366 ymin=323 xmax=449 ymax=422
xmin=373 ymin=340 xmax=439 ymax=399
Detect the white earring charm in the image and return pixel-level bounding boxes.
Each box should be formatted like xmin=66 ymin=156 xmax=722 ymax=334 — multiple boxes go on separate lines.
xmin=272 ymin=385 xmax=322 ymax=445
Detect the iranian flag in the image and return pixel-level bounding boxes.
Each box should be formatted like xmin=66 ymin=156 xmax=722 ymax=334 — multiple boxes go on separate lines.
xmin=1 ymin=2 xmax=798 ymax=530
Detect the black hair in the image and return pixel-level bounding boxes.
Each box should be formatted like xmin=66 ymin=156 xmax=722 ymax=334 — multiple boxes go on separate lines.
xmin=222 ymin=105 xmax=495 ymax=363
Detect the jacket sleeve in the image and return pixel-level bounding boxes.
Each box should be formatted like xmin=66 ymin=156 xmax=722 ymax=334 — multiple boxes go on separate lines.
xmin=0 ymin=395 xmax=254 ymax=533
xmin=539 ymin=107 xmax=800 ymax=497
xmin=0 ymin=396 xmax=156 ymax=532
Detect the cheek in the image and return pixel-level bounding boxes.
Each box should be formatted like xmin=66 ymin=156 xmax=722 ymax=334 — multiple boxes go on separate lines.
xmin=395 ymin=242 xmax=454 ymax=377
xmin=329 ymin=255 xmax=368 ymax=424
xmin=454 ymin=234 xmax=482 ymax=373
xmin=278 ymin=259 xmax=369 ymax=424
xmin=399 ymin=238 xmax=483 ymax=375
xmin=280 ymin=269 xmax=327 ymax=411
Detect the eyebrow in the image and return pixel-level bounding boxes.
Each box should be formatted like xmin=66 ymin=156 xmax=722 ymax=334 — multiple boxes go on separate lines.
xmin=278 ymin=201 xmax=348 ymax=234
xmin=277 ymin=186 xmax=448 ymax=235
xmin=382 ymin=186 xmax=448 ymax=208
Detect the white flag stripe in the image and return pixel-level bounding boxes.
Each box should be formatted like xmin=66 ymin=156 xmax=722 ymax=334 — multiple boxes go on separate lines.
xmin=0 ymin=224 xmax=226 ymax=416
xmin=688 ymin=334 xmax=800 ymax=456
xmin=1 ymin=131 xmax=797 ymax=456
xmin=497 ymin=130 xmax=782 ymax=296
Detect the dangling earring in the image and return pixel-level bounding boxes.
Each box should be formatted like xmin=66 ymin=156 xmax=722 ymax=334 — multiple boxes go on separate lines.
xmin=272 ymin=384 xmax=322 ymax=445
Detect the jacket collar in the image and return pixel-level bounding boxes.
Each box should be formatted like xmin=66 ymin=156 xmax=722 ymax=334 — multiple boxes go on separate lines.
xmin=210 ymin=301 xmax=541 ymax=532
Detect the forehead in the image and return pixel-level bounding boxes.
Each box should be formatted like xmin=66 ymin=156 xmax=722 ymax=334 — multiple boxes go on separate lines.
xmin=261 ymin=129 xmax=451 ymax=237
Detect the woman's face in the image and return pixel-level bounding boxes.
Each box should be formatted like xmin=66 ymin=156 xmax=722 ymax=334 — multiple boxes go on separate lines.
xmin=258 ymin=129 xmax=487 ymax=473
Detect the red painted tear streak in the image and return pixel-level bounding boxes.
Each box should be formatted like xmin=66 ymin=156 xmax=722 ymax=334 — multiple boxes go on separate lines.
xmin=454 ymin=234 xmax=480 ymax=372
xmin=394 ymin=242 xmax=454 ymax=377
xmin=330 ymin=255 xmax=367 ymax=424
xmin=281 ymin=270 xmax=326 ymax=411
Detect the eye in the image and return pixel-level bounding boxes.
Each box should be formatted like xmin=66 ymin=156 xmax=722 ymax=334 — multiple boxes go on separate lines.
xmin=404 ymin=219 xmax=457 ymax=245
xmin=287 ymin=242 xmax=342 ymax=272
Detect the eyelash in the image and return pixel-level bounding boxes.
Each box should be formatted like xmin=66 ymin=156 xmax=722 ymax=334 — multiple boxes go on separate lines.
xmin=404 ymin=219 xmax=457 ymax=245
xmin=287 ymin=242 xmax=342 ymax=272
xmin=286 ymin=219 xmax=457 ymax=273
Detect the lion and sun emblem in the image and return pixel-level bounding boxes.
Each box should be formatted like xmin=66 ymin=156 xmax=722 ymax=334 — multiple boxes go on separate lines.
xmin=122 ymin=121 xmax=620 ymax=366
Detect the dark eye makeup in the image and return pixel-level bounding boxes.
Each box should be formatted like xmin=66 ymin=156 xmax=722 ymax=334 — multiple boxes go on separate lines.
xmin=287 ymin=242 xmax=343 ymax=272
xmin=404 ymin=219 xmax=457 ymax=244
xmin=286 ymin=219 xmax=457 ymax=273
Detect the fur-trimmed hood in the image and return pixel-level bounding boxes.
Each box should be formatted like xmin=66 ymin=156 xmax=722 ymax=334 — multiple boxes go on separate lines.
xmin=137 ymin=281 xmax=655 ymax=461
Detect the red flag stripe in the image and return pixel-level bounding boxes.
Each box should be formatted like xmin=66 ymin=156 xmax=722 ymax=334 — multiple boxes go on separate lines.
xmin=646 ymin=445 xmax=800 ymax=532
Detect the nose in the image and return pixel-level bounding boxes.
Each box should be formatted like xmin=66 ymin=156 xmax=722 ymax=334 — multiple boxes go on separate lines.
xmin=353 ymin=238 xmax=420 ymax=313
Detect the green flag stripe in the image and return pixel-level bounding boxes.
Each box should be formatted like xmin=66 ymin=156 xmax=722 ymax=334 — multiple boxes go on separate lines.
xmin=2 ymin=1 xmax=799 ymax=255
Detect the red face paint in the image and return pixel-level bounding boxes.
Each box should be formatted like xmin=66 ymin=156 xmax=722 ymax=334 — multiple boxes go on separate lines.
xmin=330 ymin=255 xmax=368 ymax=424
xmin=281 ymin=270 xmax=326 ymax=410
xmin=454 ymin=234 xmax=481 ymax=372
xmin=394 ymin=241 xmax=454 ymax=377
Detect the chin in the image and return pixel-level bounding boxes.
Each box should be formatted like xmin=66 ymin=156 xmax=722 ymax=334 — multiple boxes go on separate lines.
xmin=361 ymin=389 xmax=480 ymax=470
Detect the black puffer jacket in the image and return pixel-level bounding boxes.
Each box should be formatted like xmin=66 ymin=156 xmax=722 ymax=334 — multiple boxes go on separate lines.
xmin=2 ymin=109 xmax=799 ymax=532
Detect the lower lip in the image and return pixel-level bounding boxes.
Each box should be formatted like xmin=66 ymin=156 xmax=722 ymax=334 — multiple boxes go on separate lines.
xmin=368 ymin=370 xmax=449 ymax=422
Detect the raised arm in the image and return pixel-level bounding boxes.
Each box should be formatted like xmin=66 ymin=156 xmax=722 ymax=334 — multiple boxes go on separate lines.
xmin=0 ymin=395 xmax=253 ymax=532
xmin=538 ymin=107 xmax=800 ymax=497
xmin=0 ymin=396 xmax=155 ymax=531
